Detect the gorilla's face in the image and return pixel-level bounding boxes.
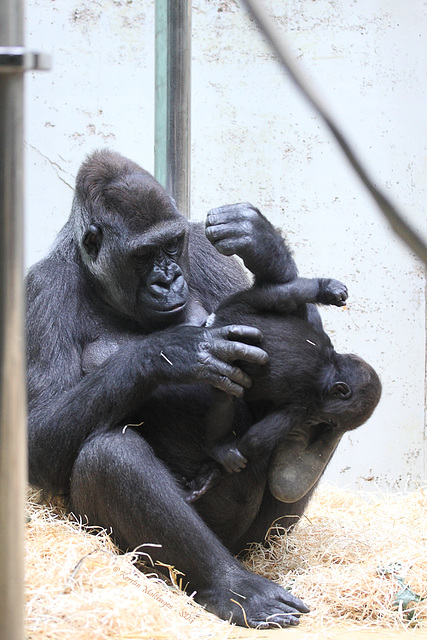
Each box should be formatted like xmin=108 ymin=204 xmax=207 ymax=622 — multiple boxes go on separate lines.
xmin=76 ymin=157 xmax=191 ymax=330
xmin=82 ymin=216 xmax=190 ymax=330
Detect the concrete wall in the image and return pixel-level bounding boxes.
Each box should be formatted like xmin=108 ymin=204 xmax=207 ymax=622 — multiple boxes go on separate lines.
xmin=25 ymin=0 xmax=427 ymax=491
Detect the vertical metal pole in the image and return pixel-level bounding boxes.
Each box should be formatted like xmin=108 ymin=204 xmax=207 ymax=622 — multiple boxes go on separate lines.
xmin=0 ymin=0 xmax=26 ymax=638
xmin=0 ymin=2 xmax=52 ymax=640
xmin=155 ymin=0 xmax=191 ymax=218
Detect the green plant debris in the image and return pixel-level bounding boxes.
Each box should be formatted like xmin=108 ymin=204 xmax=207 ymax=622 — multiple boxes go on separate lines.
xmin=378 ymin=563 xmax=425 ymax=622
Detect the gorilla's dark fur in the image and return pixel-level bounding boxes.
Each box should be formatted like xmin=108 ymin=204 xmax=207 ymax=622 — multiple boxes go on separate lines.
xmin=27 ymin=150 xmax=380 ymax=628
xmin=186 ymin=269 xmax=381 ymax=502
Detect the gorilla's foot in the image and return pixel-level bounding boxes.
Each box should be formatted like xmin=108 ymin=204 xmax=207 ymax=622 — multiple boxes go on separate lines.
xmin=269 ymin=423 xmax=343 ymax=503
xmin=195 ymin=567 xmax=310 ymax=628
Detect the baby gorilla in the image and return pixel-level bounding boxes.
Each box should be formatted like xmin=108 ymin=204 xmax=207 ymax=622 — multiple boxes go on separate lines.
xmin=187 ymin=272 xmax=382 ymax=504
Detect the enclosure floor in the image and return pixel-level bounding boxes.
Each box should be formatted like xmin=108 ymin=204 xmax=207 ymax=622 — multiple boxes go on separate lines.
xmin=231 ymin=628 xmax=426 ymax=639
xmin=26 ymin=485 xmax=426 ymax=639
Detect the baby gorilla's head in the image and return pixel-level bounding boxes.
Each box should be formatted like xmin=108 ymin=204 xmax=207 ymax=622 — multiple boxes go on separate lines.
xmin=320 ymin=354 xmax=382 ymax=430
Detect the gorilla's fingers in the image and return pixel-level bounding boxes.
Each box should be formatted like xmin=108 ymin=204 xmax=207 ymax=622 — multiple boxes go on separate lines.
xmin=278 ymin=592 xmax=310 ymax=614
xmin=318 ymin=278 xmax=349 ymax=306
xmin=227 ymin=342 xmax=268 ymax=366
xmin=222 ymin=324 xmax=264 ymax=344
xmin=220 ymin=447 xmax=247 ymax=473
xmin=255 ymin=614 xmax=300 ymax=628
xmin=211 ymin=360 xmax=253 ymax=390
xmin=206 ymin=203 xmax=255 ymax=227
xmin=194 ymin=354 xmax=252 ymax=395
xmin=209 ymin=326 xmax=269 ymax=367
xmin=205 ymin=221 xmax=248 ymax=241
xmin=206 ymin=204 xmax=267 ymax=261
xmin=211 ymin=237 xmax=253 ymax=257
xmin=212 ymin=375 xmax=246 ymax=397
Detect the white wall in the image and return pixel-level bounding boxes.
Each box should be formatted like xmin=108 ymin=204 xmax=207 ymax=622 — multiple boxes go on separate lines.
xmin=25 ymin=0 xmax=427 ymax=491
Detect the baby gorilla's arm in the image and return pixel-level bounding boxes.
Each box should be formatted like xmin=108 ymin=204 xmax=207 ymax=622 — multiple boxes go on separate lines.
xmin=236 ymin=277 xmax=348 ymax=313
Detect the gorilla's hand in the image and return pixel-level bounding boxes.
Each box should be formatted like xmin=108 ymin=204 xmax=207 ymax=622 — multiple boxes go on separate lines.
xmin=205 ymin=203 xmax=297 ymax=284
xmin=152 ymin=324 xmax=268 ymax=397
xmin=211 ymin=442 xmax=247 ymax=473
xmin=206 ymin=203 xmax=275 ymax=261
xmin=318 ymin=278 xmax=348 ymax=306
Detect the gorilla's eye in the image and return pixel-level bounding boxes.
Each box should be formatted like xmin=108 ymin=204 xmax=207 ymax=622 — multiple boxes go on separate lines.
xmin=163 ymin=238 xmax=181 ymax=257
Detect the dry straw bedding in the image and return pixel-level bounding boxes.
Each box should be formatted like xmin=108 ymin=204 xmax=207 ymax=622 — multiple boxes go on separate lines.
xmin=26 ymin=485 xmax=427 ymax=639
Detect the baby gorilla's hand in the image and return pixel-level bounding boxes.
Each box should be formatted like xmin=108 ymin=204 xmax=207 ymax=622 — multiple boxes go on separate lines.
xmin=318 ymin=278 xmax=348 ymax=306
xmin=211 ymin=443 xmax=248 ymax=474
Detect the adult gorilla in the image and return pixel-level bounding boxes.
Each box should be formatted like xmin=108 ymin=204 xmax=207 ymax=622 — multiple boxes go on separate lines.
xmin=27 ymin=149 xmax=312 ymax=628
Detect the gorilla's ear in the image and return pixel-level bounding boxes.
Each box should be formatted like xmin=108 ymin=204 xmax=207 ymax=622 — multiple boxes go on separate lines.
xmin=330 ymin=381 xmax=352 ymax=399
xmin=82 ymin=224 xmax=103 ymax=259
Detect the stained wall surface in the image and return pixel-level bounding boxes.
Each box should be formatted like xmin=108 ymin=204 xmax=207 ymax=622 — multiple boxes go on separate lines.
xmin=25 ymin=0 xmax=427 ymax=491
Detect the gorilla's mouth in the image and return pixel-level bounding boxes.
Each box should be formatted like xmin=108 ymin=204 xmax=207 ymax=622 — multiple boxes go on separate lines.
xmin=145 ymin=300 xmax=188 ymax=320
xmin=143 ymin=282 xmax=189 ymax=317
xmin=156 ymin=301 xmax=187 ymax=314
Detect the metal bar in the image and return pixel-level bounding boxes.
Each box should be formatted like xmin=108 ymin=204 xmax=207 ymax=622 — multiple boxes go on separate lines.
xmin=0 ymin=4 xmax=50 ymax=640
xmin=0 ymin=56 xmax=27 ymax=640
xmin=0 ymin=47 xmax=51 ymax=72
xmin=155 ymin=0 xmax=191 ymax=218
xmin=241 ymin=0 xmax=427 ymax=265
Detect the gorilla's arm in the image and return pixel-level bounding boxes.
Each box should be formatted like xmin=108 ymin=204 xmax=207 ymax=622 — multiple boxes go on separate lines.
xmin=233 ymin=277 xmax=348 ymax=313
xmin=206 ymin=203 xmax=298 ymax=285
xmin=205 ymin=204 xmax=348 ymax=308
xmin=213 ymin=278 xmax=348 ymax=323
xmin=26 ymin=255 xmax=267 ymax=494
xmin=187 ymin=221 xmax=251 ymax=311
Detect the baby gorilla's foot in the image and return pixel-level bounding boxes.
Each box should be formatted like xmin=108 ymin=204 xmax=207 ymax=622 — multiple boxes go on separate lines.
xmin=185 ymin=461 xmax=223 ymax=503
xmin=318 ymin=278 xmax=348 ymax=306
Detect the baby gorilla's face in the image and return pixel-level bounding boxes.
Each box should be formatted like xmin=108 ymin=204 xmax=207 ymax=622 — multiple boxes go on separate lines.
xmin=320 ymin=354 xmax=382 ymax=431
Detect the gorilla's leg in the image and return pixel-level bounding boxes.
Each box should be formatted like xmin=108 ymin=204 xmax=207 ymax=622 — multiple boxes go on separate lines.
xmin=69 ymin=427 xmax=309 ymax=628
xmin=235 ymin=425 xmax=344 ymax=552
xmin=234 ymin=485 xmax=317 ymax=553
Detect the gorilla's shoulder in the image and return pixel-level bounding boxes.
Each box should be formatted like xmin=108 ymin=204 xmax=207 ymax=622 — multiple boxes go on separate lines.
xmin=26 ymin=229 xmax=86 ymax=316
